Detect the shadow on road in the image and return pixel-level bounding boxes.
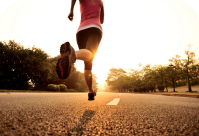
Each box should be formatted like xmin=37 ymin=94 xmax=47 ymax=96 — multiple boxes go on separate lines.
xmin=66 ymin=110 xmax=96 ymax=135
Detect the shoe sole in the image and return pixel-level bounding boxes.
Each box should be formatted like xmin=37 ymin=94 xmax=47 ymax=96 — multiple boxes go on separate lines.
xmin=56 ymin=56 xmax=71 ymax=79
xmin=62 ymin=42 xmax=76 ymax=63
xmin=60 ymin=43 xmax=70 ymax=58
xmin=56 ymin=42 xmax=72 ymax=79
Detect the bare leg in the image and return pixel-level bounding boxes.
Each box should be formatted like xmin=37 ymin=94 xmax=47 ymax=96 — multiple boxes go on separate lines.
xmin=75 ymin=49 xmax=94 ymax=93
xmin=84 ymin=35 xmax=100 ymax=93
xmin=75 ymin=49 xmax=92 ymax=61
xmin=76 ymin=34 xmax=100 ymax=93
xmin=84 ymin=70 xmax=93 ymax=92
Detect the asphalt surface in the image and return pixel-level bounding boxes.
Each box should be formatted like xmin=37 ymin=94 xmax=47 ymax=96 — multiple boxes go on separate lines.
xmin=0 ymin=92 xmax=199 ymax=136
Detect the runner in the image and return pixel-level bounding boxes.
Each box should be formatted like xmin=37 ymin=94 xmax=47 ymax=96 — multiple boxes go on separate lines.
xmin=56 ymin=0 xmax=104 ymax=100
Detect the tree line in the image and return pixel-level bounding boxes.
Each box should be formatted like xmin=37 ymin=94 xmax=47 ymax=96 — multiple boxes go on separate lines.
xmin=0 ymin=40 xmax=98 ymax=91
xmin=106 ymin=44 xmax=199 ymax=92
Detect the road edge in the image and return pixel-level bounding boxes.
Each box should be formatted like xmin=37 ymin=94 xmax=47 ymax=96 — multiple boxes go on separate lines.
xmin=145 ymin=93 xmax=199 ymax=98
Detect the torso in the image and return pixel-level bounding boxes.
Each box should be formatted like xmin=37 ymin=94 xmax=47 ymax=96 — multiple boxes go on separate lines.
xmin=77 ymin=0 xmax=102 ymax=33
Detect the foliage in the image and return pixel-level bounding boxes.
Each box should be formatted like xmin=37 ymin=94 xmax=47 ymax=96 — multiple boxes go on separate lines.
xmin=106 ymin=68 xmax=127 ymax=92
xmin=182 ymin=43 xmax=196 ymax=92
xmin=105 ymin=44 xmax=199 ymax=92
xmin=47 ymin=84 xmax=76 ymax=92
xmin=148 ymin=86 xmax=156 ymax=92
xmin=139 ymin=87 xmax=148 ymax=92
xmin=157 ymin=86 xmax=165 ymax=92
xmin=129 ymin=88 xmax=133 ymax=92
xmin=106 ymin=68 xmax=126 ymax=85
xmin=0 ymin=40 xmax=98 ymax=92
xmin=59 ymin=84 xmax=67 ymax=92
xmin=62 ymin=89 xmax=76 ymax=92
xmin=45 ymin=56 xmax=98 ymax=92
xmin=134 ymin=88 xmax=138 ymax=92
xmin=47 ymin=84 xmax=60 ymax=92
xmin=127 ymin=68 xmax=143 ymax=89
xmin=0 ymin=40 xmax=48 ymax=90
xmin=141 ymin=65 xmax=158 ymax=90
xmin=176 ymin=81 xmax=186 ymax=87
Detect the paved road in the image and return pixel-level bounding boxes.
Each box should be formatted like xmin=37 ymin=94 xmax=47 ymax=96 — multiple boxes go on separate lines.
xmin=0 ymin=92 xmax=199 ymax=136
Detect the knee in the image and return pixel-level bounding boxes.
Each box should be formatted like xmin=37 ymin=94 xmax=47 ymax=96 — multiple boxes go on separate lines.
xmin=87 ymin=50 xmax=93 ymax=60
xmin=84 ymin=59 xmax=93 ymax=70
xmin=84 ymin=49 xmax=92 ymax=61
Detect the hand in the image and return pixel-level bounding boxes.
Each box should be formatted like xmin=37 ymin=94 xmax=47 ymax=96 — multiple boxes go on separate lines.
xmin=68 ymin=11 xmax=74 ymax=21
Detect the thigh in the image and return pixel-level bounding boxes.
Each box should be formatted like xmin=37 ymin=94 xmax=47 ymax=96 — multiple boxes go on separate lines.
xmin=86 ymin=28 xmax=102 ymax=56
xmin=76 ymin=27 xmax=102 ymax=55
xmin=76 ymin=29 xmax=89 ymax=50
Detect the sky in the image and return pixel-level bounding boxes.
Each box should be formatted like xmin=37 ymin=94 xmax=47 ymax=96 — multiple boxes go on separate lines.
xmin=0 ymin=0 xmax=199 ymax=90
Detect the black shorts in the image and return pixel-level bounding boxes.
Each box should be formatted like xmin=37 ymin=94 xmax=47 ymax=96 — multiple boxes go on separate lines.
xmin=76 ymin=27 xmax=102 ymax=70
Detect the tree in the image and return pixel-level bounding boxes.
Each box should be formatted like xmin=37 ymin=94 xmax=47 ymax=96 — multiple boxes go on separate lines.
xmin=152 ymin=65 xmax=168 ymax=92
xmin=182 ymin=43 xmax=196 ymax=92
xmin=127 ymin=69 xmax=143 ymax=89
xmin=0 ymin=40 xmax=98 ymax=92
xmin=0 ymin=40 xmax=49 ymax=90
xmin=161 ymin=66 xmax=171 ymax=92
xmin=114 ymin=75 xmax=128 ymax=92
xmin=140 ymin=65 xmax=157 ymax=92
xmin=168 ymin=55 xmax=184 ymax=92
xmin=190 ymin=64 xmax=199 ymax=85
xmin=106 ymin=68 xmax=127 ymax=91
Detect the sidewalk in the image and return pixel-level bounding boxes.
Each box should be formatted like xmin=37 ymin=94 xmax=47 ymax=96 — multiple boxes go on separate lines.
xmin=148 ymin=92 xmax=199 ymax=98
xmin=146 ymin=87 xmax=199 ymax=98
xmin=167 ymin=87 xmax=199 ymax=93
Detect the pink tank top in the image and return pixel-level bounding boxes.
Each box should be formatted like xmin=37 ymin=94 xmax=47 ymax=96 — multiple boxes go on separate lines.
xmin=77 ymin=0 xmax=102 ymax=33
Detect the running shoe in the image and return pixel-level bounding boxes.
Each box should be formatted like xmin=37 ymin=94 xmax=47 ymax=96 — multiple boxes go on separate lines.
xmin=88 ymin=92 xmax=95 ymax=100
xmin=56 ymin=42 xmax=76 ymax=79
xmin=88 ymin=90 xmax=96 ymax=100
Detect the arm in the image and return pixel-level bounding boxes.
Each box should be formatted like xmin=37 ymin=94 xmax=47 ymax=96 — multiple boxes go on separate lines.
xmin=68 ymin=0 xmax=77 ymax=21
xmin=100 ymin=1 xmax=104 ymax=24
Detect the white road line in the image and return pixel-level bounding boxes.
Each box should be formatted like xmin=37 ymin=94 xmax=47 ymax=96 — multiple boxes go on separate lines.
xmin=106 ymin=98 xmax=120 ymax=105
xmin=119 ymin=93 xmax=121 ymax=96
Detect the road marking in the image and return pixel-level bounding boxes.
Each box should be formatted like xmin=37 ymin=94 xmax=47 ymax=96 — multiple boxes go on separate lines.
xmin=119 ymin=93 xmax=121 ymax=96
xmin=106 ymin=98 xmax=120 ymax=105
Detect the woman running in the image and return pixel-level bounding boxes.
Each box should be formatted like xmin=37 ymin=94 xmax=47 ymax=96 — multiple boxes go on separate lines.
xmin=56 ymin=0 xmax=104 ymax=100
